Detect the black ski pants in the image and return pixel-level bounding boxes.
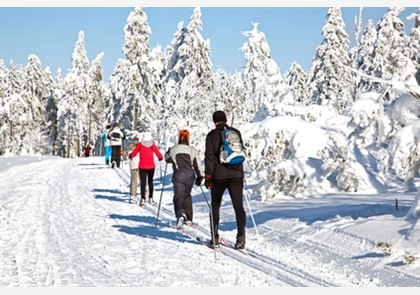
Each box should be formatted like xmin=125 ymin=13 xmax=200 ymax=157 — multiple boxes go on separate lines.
xmin=111 ymin=145 xmax=122 ymax=167
xmin=209 ymin=177 xmax=246 ymax=238
xmin=139 ymin=168 xmax=155 ymax=199
xmin=172 ymin=174 xmax=195 ymax=221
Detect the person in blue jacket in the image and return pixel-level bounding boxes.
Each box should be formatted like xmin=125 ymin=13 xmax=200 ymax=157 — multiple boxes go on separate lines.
xmin=101 ymin=124 xmax=112 ymax=165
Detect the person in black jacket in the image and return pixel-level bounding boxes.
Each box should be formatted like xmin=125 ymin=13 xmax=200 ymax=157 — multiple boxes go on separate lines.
xmin=165 ymin=130 xmax=204 ymax=229
xmin=107 ymin=122 xmax=126 ymax=168
xmin=204 ymin=110 xmax=246 ymax=249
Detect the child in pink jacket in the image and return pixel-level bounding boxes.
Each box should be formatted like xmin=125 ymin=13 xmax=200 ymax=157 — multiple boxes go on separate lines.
xmin=129 ymin=132 xmax=163 ymax=206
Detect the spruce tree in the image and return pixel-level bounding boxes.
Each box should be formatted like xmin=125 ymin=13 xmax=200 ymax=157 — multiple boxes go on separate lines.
xmin=306 ymin=7 xmax=353 ymax=114
xmin=284 ymin=62 xmax=308 ymax=105
xmin=241 ymin=22 xmax=284 ymax=114
xmin=162 ymin=7 xmax=215 ymax=139
xmin=121 ymin=7 xmax=161 ymax=135
xmin=354 ymin=20 xmax=377 ymax=92
xmin=24 ymin=54 xmax=49 ymax=153
xmin=367 ymin=7 xmax=415 ymax=101
xmin=407 ymin=9 xmax=420 ymax=85
xmin=88 ymin=52 xmax=105 ymax=149
xmin=0 ymin=60 xmax=8 ymax=154
xmin=43 ymin=67 xmax=58 ymax=155
xmin=58 ymin=31 xmax=91 ymax=157
xmin=4 ymin=62 xmax=26 ymax=154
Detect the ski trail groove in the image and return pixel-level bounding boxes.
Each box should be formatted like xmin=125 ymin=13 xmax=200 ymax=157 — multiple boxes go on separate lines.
xmin=113 ymin=165 xmax=333 ymax=287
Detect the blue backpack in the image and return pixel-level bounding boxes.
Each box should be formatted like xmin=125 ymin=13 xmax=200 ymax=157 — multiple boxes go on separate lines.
xmin=219 ymin=128 xmax=246 ymax=165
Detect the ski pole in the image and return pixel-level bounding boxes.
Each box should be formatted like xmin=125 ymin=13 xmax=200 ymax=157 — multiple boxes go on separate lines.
xmin=244 ymin=178 xmax=259 ymax=238
xmin=155 ymin=162 xmax=168 ymax=227
xmin=200 ymin=185 xmax=217 ymax=260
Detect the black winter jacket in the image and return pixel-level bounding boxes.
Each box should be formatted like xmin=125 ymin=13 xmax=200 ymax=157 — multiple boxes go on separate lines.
xmin=204 ymin=122 xmax=244 ymax=180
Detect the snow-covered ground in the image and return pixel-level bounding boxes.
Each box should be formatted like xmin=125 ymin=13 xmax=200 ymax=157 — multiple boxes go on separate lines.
xmin=1 ymin=155 xmax=419 ymax=288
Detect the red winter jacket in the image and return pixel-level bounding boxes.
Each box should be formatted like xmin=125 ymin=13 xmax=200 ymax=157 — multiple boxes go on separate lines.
xmin=129 ymin=142 xmax=163 ymax=169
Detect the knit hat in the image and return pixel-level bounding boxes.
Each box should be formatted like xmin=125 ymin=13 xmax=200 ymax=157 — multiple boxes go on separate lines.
xmin=132 ymin=136 xmax=139 ymax=143
xmin=178 ymin=130 xmax=190 ymax=143
xmin=141 ymin=132 xmax=154 ymax=147
xmin=213 ymin=110 xmax=227 ymax=123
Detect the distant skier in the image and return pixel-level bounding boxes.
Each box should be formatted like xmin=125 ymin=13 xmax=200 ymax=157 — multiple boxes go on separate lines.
xmin=101 ymin=124 xmax=112 ymax=165
xmin=165 ymin=130 xmax=203 ymax=229
xmin=84 ymin=145 xmax=92 ymax=157
xmin=129 ymin=132 xmax=163 ymax=206
xmin=107 ymin=122 xmax=126 ymax=168
xmin=127 ymin=134 xmax=141 ymax=203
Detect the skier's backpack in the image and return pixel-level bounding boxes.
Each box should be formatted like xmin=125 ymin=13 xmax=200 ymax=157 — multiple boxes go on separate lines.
xmin=219 ymin=128 xmax=246 ymax=165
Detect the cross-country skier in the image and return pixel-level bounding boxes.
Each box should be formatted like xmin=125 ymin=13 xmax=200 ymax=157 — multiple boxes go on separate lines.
xmin=165 ymin=130 xmax=203 ymax=229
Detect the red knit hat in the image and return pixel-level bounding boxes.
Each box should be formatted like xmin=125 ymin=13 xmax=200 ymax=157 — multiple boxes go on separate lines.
xmin=178 ymin=130 xmax=190 ymax=143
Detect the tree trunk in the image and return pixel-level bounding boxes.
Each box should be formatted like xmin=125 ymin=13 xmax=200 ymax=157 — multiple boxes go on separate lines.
xmin=133 ymin=96 xmax=139 ymax=131
xmin=88 ymin=110 xmax=92 ymax=145
xmin=66 ymin=123 xmax=70 ymax=158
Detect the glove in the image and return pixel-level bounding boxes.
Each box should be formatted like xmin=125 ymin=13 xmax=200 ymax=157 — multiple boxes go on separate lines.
xmin=158 ymin=157 xmax=163 ymax=161
xmin=204 ymin=175 xmax=212 ymax=190
xmin=195 ymin=176 xmax=203 ymax=186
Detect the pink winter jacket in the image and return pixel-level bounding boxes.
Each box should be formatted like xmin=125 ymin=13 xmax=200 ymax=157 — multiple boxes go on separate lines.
xmin=129 ymin=142 xmax=163 ymax=169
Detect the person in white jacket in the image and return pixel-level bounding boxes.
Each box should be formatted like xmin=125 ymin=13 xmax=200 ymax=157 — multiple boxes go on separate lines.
xmin=107 ymin=122 xmax=126 ymax=168
xmin=127 ymin=134 xmax=141 ymax=202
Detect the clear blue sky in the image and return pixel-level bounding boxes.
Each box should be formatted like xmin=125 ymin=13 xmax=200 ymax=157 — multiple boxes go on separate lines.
xmin=0 ymin=6 xmax=418 ymax=80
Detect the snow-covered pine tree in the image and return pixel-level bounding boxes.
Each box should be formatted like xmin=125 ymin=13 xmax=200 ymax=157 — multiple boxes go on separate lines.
xmin=306 ymin=7 xmax=354 ymax=115
xmin=3 ymin=62 xmax=26 ymax=154
xmin=54 ymin=68 xmax=65 ymax=99
xmin=353 ymin=19 xmax=377 ymax=93
xmin=88 ymin=52 xmax=106 ymax=153
xmin=365 ymin=7 xmax=416 ymax=101
xmin=0 ymin=59 xmax=8 ymax=154
xmin=241 ymin=22 xmax=284 ymax=116
xmin=120 ymin=6 xmax=161 ymax=137
xmin=43 ymin=67 xmax=59 ymax=155
xmin=150 ymin=44 xmax=168 ymax=143
xmin=23 ymin=54 xmax=50 ymax=154
xmin=57 ymin=31 xmax=91 ymax=157
xmin=162 ymin=7 xmax=215 ymax=143
xmin=407 ymin=9 xmax=420 ymax=86
xmin=107 ymin=58 xmax=130 ymax=128
xmin=161 ymin=21 xmax=186 ymax=141
xmin=284 ymin=62 xmax=308 ymax=105
xmin=211 ymin=69 xmax=249 ymax=133
xmin=0 ymin=59 xmax=6 ymax=100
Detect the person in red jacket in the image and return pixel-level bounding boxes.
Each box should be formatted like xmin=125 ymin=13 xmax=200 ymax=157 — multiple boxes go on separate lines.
xmin=129 ymin=132 xmax=163 ymax=206
xmin=84 ymin=145 xmax=92 ymax=157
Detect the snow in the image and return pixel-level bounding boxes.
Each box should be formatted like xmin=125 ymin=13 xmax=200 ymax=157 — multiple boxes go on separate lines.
xmin=2 ymin=6 xmax=420 ymax=290
xmin=1 ymin=154 xmax=419 ymax=288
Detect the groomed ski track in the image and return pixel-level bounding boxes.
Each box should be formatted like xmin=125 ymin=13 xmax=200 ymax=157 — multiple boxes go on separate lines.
xmin=114 ymin=163 xmax=333 ymax=287
xmin=2 ymin=156 xmax=419 ymax=287
xmin=114 ymin=160 xmax=420 ymax=287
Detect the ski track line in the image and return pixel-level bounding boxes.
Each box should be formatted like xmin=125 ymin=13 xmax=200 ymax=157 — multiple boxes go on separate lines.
xmin=1 ymin=159 xmax=132 ymax=286
xmin=78 ymin=162 xmax=167 ymax=287
xmin=108 ymin=164 xmax=284 ymax=287
xmin=113 ymin=165 xmax=331 ymax=287
xmin=255 ymin=221 xmax=420 ymax=287
xmin=1 ymin=159 xmax=67 ymax=286
xmin=302 ymin=224 xmax=420 ymax=286
xmin=107 ymin=163 xmax=220 ymax=287
xmin=60 ymin=161 xmax=137 ymax=287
